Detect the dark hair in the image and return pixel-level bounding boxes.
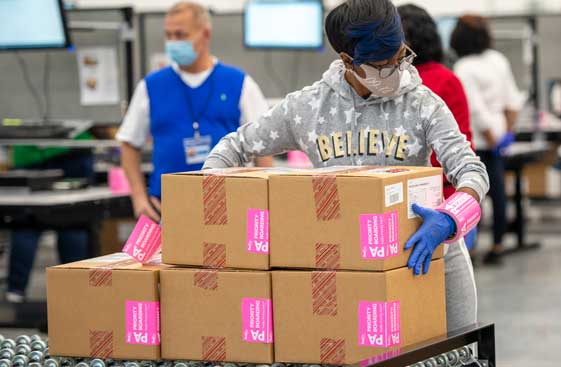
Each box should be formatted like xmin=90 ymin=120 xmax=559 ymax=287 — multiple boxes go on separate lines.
xmin=450 ymin=15 xmax=492 ymax=57
xmin=397 ymin=4 xmax=443 ymax=65
xmin=325 ymin=0 xmax=404 ymax=64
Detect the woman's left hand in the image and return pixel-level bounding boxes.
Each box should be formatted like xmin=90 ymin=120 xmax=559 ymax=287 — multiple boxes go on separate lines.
xmin=405 ymin=204 xmax=456 ymax=275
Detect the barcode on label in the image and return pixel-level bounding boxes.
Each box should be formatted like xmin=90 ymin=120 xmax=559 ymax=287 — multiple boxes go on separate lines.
xmin=385 ymin=183 xmax=404 ymax=207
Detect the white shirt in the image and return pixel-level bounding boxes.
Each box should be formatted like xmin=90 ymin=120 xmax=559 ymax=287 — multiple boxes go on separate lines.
xmin=454 ymin=49 xmax=523 ymax=150
xmin=116 ymin=60 xmax=269 ymax=148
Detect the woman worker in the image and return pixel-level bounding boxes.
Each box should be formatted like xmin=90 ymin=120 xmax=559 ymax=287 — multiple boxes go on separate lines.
xmin=451 ymin=15 xmax=523 ymax=264
xmin=203 ymin=0 xmax=489 ymax=331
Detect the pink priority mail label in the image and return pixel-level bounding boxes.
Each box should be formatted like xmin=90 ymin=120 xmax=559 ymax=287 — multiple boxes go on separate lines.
xmin=359 ymin=212 xmax=399 ymax=259
xmin=125 ymin=301 xmax=160 ymax=345
xmin=242 ymin=298 xmax=273 ymax=344
xmin=246 ymin=209 xmax=270 ymax=254
xmin=358 ymin=301 xmax=401 ymax=348
xmin=122 ymin=215 xmax=161 ymax=263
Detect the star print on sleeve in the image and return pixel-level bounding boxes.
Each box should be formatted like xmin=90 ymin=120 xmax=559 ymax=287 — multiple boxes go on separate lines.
xmin=403 ymin=110 xmax=411 ymax=119
xmin=356 ymin=158 xmax=364 ymax=166
xmin=252 ymin=140 xmax=265 ymax=154
xmin=415 ymin=123 xmax=423 ymax=131
xmin=318 ymin=116 xmax=326 ymax=124
xmin=407 ymin=138 xmax=423 ymax=157
xmin=308 ymin=130 xmax=318 ymax=143
xmin=269 ymin=130 xmax=279 ymax=141
xmin=294 ymin=114 xmax=302 ymax=125
xmin=329 ymin=107 xmax=337 ymax=116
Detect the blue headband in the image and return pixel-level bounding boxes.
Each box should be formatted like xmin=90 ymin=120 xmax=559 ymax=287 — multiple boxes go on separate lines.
xmin=346 ymin=14 xmax=404 ymax=65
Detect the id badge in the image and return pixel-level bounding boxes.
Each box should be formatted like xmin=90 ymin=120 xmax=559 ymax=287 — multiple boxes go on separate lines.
xmin=184 ymin=135 xmax=212 ymax=165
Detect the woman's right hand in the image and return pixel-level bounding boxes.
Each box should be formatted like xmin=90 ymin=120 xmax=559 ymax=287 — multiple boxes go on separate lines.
xmin=132 ymin=194 xmax=161 ymax=222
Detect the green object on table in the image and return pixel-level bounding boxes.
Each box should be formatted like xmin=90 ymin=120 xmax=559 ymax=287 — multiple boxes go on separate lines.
xmin=12 ymin=132 xmax=93 ymax=168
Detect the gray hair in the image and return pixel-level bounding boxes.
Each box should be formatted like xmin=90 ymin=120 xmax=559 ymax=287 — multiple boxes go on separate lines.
xmin=167 ymin=1 xmax=211 ymax=28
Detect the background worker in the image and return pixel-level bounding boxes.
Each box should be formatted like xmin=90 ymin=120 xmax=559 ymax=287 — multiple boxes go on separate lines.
xmin=117 ymin=1 xmax=272 ymax=222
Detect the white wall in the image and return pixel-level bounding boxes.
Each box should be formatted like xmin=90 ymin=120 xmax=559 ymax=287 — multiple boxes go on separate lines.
xmin=74 ymin=0 xmax=561 ymax=14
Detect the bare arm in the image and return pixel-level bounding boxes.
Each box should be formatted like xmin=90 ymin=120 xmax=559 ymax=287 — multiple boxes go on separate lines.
xmin=121 ymin=142 xmax=160 ymax=222
xmin=504 ymin=109 xmax=518 ymax=132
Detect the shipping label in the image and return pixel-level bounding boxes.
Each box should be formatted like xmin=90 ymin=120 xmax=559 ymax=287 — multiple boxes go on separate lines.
xmin=122 ymin=215 xmax=161 ymax=263
xmin=242 ymin=298 xmax=273 ymax=344
xmin=125 ymin=301 xmax=160 ymax=345
xmin=358 ymin=301 xmax=401 ymax=348
xmin=359 ymin=212 xmax=399 ymax=259
xmin=246 ymin=209 xmax=270 ymax=254
xmin=407 ymin=175 xmax=443 ymax=219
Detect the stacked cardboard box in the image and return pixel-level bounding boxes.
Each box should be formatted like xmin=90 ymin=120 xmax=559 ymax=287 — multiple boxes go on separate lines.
xmin=48 ymin=165 xmax=448 ymax=364
xmin=159 ymin=166 xmax=447 ymax=364
xmin=47 ymin=253 xmax=167 ymax=360
xmin=268 ymin=166 xmax=447 ymax=363
xmin=160 ymin=168 xmax=288 ymax=363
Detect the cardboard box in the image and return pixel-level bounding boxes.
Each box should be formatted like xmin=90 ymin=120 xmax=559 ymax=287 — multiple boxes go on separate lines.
xmin=272 ymin=259 xmax=447 ymax=364
xmin=161 ymin=268 xmax=274 ymax=363
xmin=47 ymin=253 xmax=166 ymax=360
xmin=269 ymin=166 xmax=445 ymax=271
xmin=162 ymin=167 xmax=292 ymax=270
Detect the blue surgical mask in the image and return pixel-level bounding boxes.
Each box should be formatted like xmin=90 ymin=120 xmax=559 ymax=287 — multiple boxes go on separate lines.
xmin=165 ymin=40 xmax=198 ymax=66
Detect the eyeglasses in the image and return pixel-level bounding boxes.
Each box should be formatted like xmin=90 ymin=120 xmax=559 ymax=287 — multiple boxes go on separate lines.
xmin=361 ymin=45 xmax=417 ymax=79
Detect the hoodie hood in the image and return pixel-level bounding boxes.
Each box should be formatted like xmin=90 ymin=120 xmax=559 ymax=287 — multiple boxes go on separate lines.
xmin=321 ymin=60 xmax=422 ymax=105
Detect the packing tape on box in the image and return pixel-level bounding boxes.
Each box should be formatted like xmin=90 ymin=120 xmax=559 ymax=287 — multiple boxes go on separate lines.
xmin=311 ymin=271 xmax=338 ymax=316
xmin=310 ymin=167 xmax=380 ymax=222
xmin=315 ymin=243 xmax=341 ymax=269
xmin=194 ymin=270 xmax=220 ymax=290
xmin=203 ymin=243 xmax=226 ymax=268
xmin=89 ymin=330 xmax=114 ymax=358
xmin=202 ymin=336 xmax=227 ymax=361
xmin=202 ymin=175 xmax=229 ymax=225
xmin=88 ymin=257 xmax=140 ymax=287
xmin=312 ymin=175 xmax=342 ymax=221
xmin=320 ymin=338 xmax=346 ymax=364
xmin=201 ymin=168 xmax=262 ymax=226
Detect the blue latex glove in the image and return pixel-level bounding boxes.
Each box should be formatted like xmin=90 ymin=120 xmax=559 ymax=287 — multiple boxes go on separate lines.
xmin=493 ymin=132 xmax=515 ymax=156
xmin=405 ymin=204 xmax=456 ymax=275
xmin=464 ymin=227 xmax=478 ymax=250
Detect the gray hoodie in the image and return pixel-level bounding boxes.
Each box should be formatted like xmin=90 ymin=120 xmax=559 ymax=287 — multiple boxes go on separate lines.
xmin=204 ymin=60 xmax=489 ymax=201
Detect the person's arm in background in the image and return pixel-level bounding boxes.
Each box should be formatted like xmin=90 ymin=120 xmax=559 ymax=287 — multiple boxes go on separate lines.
xmin=240 ymin=75 xmax=273 ymax=167
xmin=455 ymin=65 xmax=498 ymax=148
xmin=502 ymin=54 xmax=523 ymax=132
xmin=116 ymin=81 xmax=160 ymax=222
xmin=204 ymin=91 xmax=303 ymax=169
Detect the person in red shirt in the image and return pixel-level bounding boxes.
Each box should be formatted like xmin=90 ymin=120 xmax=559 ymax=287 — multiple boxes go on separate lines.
xmin=398 ymin=4 xmax=477 ymax=249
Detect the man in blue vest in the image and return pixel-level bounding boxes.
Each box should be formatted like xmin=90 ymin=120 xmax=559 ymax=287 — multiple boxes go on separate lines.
xmin=117 ymin=1 xmax=272 ymax=222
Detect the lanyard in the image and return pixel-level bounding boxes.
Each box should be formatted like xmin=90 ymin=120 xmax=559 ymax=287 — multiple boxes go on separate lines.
xmin=184 ymin=72 xmax=215 ymax=139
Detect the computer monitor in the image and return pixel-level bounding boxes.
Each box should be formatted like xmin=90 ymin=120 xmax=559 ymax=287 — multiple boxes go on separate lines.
xmin=436 ymin=16 xmax=458 ymax=50
xmin=244 ymin=0 xmax=324 ymax=50
xmin=0 ymin=0 xmax=71 ymax=51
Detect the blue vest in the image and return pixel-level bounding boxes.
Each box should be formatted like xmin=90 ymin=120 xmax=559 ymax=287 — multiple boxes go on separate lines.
xmin=145 ymin=63 xmax=245 ymax=198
